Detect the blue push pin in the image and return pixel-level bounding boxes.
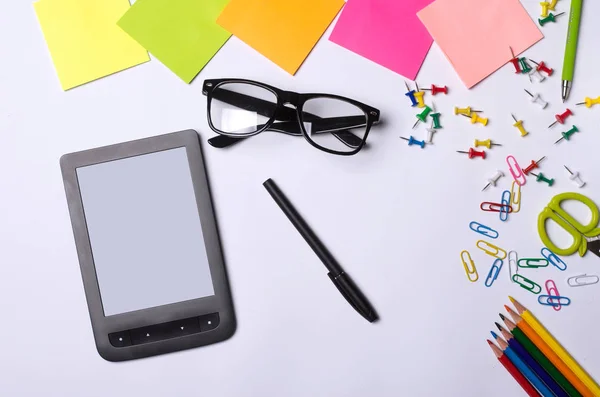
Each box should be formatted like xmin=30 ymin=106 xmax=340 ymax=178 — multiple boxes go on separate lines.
xmin=400 ymin=135 xmax=426 ymax=148
xmin=405 ymin=81 xmax=418 ymax=107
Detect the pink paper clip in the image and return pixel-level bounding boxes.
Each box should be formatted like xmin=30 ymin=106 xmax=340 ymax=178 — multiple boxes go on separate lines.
xmin=481 ymin=202 xmax=513 ymax=213
xmin=545 ymin=280 xmax=562 ymax=311
xmin=506 ymin=155 xmax=526 ymax=186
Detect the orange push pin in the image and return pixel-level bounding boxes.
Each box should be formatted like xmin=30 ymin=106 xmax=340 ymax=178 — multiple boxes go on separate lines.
xmin=462 ymin=113 xmax=489 ymax=126
xmin=511 ymin=114 xmax=529 ymax=137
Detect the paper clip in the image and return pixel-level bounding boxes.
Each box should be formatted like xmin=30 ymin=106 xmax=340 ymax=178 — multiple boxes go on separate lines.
xmin=545 ymin=280 xmax=562 ymax=311
xmin=510 ymin=181 xmax=521 ymax=213
xmin=480 ymin=202 xmax=513 ymax=213
xmin=485 ymin=258 xmax=503 ymax=287
xmin=538 ymin=295 xmax=571 ymax=307
xmin=469 ymin=221 xmax=498 ymax=239
xmin=500 ymin=190 xmax=511 ymax=222
xmin=461 ymin=250 xmax=478 ymax=282
xmin=477 ymin=240 xmax=507 ymax=260
xmin=512 ymin=274 xmax=542 ymax=294
xmin=508 ymin=251 xmax=518 ymax=283
xmin=567 ymin=274 xmax=599 ymax=287
xmin=506 ymin=155 xmax=527 ymax=186
xmin=517 ymin=258 xmax=549 ymax=268
xmin=541 ymin=247 xmax=567 ymax=271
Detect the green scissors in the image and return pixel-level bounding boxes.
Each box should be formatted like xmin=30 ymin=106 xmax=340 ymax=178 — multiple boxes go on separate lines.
xmin=538 ymin=192 xmax=600 ymax=257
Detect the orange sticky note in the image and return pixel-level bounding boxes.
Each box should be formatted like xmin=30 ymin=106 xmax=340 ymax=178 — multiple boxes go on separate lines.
xmin=217 ymin=0 xmax=345 ymax=75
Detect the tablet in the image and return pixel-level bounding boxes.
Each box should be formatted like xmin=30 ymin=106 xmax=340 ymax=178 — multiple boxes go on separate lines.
xmin=60 ymin=130 xmax=235 ymax=361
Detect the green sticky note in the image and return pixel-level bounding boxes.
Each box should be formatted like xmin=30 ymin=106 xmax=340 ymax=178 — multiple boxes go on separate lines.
xmin=117 ymin=0 xmax=231 ymax=83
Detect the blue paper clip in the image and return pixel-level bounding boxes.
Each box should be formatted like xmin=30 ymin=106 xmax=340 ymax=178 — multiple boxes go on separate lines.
xmin=538 ymin=295 xmax=571 ymax=307
xmin=485 ymin=258 xmax=503 ymax=287
xmin=469 ymin=221 xmax=498 ymax=239
xmin=499 ymin=190 xmax=511 ymax=222
xmin=541 ymin=247 xmax=567 ymax=271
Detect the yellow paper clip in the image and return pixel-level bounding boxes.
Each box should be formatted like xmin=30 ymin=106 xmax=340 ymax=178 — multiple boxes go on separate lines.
xmin=510 ymin=181 xmax=521 ymax=213
xmin=476 ymin=240 xmax=507 ymax=259
xmin=461 ymin=250 xmax=478 ymax=282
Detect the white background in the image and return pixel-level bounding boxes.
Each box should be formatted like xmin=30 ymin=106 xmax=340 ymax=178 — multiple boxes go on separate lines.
xmin=2 ymin=1 xmax=600 ymax=396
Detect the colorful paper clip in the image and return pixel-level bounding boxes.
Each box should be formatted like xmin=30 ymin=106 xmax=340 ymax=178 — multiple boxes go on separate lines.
xmin=481 ymin=202 xmax=513 ymax=213
xmin=512 ymin=274 xmax=542 ymax=294
xmin=469 ymin=221 xmax=498 ymax=239
xmin=477 ymin=240 xmax=507 ymax=260
xmin=541 ymin=247 xmax=567 ymax=271
xmin=508 ymin=251 xmax=518 ymax=283
xmin=500 ymin=190 xmax=511 ymax=222
xmin=461 ymin=250 xmax=478 ymax=282
xmin=485 ymin=258 xmax=503 ymax=287
xmin=538 ymin=295 xmax=570 ymax=307
xmin=510 ymin=181 xmax=521 ymax=213
xmin=506 ymin=155 xmax=526 ymax=186
xmin=544 ymin=280 xmax=562 ymax=311
xmin=567 ymin=274 xmax=599 ymax=287
xmin=517 ymin=258 xmax=549 ymax=268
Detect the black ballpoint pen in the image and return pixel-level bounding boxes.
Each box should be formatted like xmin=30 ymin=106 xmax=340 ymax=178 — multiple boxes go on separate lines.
xmin=263 ymin=178 xmax=378 ymax=323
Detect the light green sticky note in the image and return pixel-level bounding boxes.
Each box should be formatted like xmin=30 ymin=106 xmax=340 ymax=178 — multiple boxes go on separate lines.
xmin=117 ymin=0 xmax=231 ymax=83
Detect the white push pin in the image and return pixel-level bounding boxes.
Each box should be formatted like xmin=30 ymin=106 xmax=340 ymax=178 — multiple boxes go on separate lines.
xmin=529 ymin=69 xmax=546 ymax=83
xmin=525 ymin=89 xmax=548 ymax=109
xmin=425 ymin=120 xmax=437 ymax=144
xmin=564 ymin=165 xmax=586 ymax=188
xmin=482 ymin=170 xmax=504 ymax=191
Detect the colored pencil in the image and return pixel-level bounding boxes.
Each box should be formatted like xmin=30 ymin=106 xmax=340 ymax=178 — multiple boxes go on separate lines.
xmin=504 ymin=306 xmax=594 ymax=397
xmin=494 ymin=327 xmax=568 ymax=397
xmin=510 ymin=297 xmax=600 ymax=396
xmin=499 ymin=320 xmax=582 ymax=397
xmin=496 ymin=335 xmax=555 ymax=397
xmin=487 ymin=340 xmax=541 ymax=397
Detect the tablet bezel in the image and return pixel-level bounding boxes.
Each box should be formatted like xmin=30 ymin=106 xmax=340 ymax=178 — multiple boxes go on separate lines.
xmin=60 ymin=129 xmax=235 ymax=361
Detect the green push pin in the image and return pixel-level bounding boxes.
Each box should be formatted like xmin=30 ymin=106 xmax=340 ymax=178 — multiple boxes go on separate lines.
xmin=555 ymin=125 xmax=579 ymax=144
xmin=519 ymin=58 xmax=532 ymax=74
xmin=539 ymin=12 xmax=565 ymax=27
xmin=530 ymin=172 xmax=554 ymax=187
xmin=412 ymin=106 xmax=432 ymax=129
xmin=430 ymin=102 xmax=442 ymax=129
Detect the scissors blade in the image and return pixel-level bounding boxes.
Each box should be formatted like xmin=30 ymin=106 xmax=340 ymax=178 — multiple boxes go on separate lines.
xmin=586 ymin=239 xmax=600 ymax=258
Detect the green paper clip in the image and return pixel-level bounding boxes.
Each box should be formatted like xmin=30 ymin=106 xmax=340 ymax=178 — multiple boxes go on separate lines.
xmin=517 ymin=258 xmax=549 ymax=268
xmin=512 ymin=274 xmax=542 ymax=294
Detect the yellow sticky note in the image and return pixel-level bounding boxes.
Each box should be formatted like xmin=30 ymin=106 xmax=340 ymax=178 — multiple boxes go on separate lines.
xmin=34 ymin=0 xmax=150 ymax=90
xmin=217 ymin=0 xmax=345 ymax=75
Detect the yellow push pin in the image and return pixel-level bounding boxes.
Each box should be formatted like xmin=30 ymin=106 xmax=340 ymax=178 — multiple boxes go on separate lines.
xmin=474 ymin=139 xmax=502 ymax=149
xmin=511 ymin=114 xmax=529 ymax=137
xmin=540 ymin=1 xmax=550 ymax=17
xmin=576 ymin=96 xmax=600 ymax=108
xmin=462 ymin=113 xmax=489 ymax=126
xmin=454 ymin=106 xmax=481 ymax=116
xmin=414 ymin=83 xmax=426 ymax=108
xmin=548 ymin=0 xmax=558 ymax=11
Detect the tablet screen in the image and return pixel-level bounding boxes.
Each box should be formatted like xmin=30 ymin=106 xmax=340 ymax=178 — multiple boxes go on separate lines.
xmin=76 ymin=147 xmax=215 ymax=316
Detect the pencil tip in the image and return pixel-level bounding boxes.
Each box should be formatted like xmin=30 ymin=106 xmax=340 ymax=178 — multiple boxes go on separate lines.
xmin=504 ymin=304 xmax=512 ymax=312
xmin=499 ymin=313 xmax=505 ymax=320
xmin=491 ymin=331 xmax=498 ymax=339
xmin=487 ymin=339 xmax=493 ymax=346
xmin=495 ymin=322 xmax=502 ymax=331
xmin=508 ymin=296 xmax=516 ymax=303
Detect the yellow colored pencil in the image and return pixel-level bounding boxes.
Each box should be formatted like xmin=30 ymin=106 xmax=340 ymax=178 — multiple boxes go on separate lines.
xmin=510 ymin=297 xmax=600 ymax=396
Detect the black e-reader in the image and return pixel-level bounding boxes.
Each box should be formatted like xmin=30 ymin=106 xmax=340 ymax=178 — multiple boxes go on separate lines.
xmin=60 ymin=130 xmax=235 ymax=361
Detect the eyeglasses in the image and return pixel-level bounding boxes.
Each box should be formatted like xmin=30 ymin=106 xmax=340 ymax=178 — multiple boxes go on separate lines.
xmin=202 ymin=78 xmax=381 ymax=155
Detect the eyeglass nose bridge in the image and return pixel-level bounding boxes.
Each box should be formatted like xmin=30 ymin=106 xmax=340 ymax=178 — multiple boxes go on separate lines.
xmin=279 ymin=91 xmax=301 ymax=108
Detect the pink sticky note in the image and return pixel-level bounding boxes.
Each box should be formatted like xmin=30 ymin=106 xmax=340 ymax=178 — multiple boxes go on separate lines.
xmin=418 ymin=0 xmax=543 ymax=88
xmin=329 ymin=0 xmax=435 ymax=80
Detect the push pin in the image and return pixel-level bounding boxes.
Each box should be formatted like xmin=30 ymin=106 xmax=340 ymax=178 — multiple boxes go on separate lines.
xmin=555 ymin=125 xmax=579 ymax=144
xmin=564 ymin=166 xmax=586 ymax=188
xmin=523 ymin=156 xmax=546 ymax=175
xmin=525 ymin=89 xmax=548 ymax=109
xmin=457 ymin=148 xmax=486 ymax=159
xmin=548 ymin=0 xmax=558 ymax=10
xmin=529 ymin=69 xmax=546 ymax=83
xmin=509 ymin=47 xmax=521 ymax=74
xmin=539 ymin=12 xmax=565 ymax=26
xmin=462 ymin=113 xmax=489 ymax=126
xmin=400 ymin=136 xmax=426 ymax=148
xmin=414 ymin=83 xmax=426 ymax=108
xmin=412 ymin=106 xmax=432 ymax=128
xmin=474 ymin=139 xmax=502 ymax=149
xmin=530 ymin=172 xmax=555 ymax=186
xmin=482 ymin=170 xmax=505 ymax=191
xmin=454 ymin=106 xmax=481 ymax=116
xmin=529 ymin=59 xmax=553 ymax=76
xmin=519 ymin=58 xmax=532 ymax=74
xmin=430 ymin=102 xmax=442 ymax=129
xmin=576 ymin=96 xmax=600 ymax=108
xmin=422 ymin=84 xmax=448 ymax=95
xmin=511 ymin=114 xmax=529 ymax=137
xmin=540 ymin=2 xmax=550 ymax=17
xmin=404 ymin=81 xmax=418 ymax=107
xmin=425 ymin=122 xmax=437 ymax=144
xmin=548 ymin=108 xmax=573 ymax=128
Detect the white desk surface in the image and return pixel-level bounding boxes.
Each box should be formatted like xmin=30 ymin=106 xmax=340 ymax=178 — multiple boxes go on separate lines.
xmin=2 ymin=1 xmax=600 ymax=396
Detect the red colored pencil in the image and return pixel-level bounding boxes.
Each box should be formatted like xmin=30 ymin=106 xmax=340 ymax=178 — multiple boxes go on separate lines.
xmin=487 ymin=340 xmax=541 ymax=397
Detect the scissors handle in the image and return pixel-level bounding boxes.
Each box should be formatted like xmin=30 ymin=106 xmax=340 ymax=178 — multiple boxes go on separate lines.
xmin=538 ymin=207 xmax=586 ymax=256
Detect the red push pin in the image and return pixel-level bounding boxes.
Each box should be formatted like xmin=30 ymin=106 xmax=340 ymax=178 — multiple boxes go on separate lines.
xmin=457 ymin=148 xmax=486 ymax=159
xmin=523 ymin=156 xmax=546 ymax=175
xmin=548 ymin=109 xmax=573 ymax=128
xmin=529 ymin=59 xmax=553 ymax=76
xmin=422 ymin=84 xmax=449 ymax=95
xmin=509 ymin=46 xmax=521 ymax=73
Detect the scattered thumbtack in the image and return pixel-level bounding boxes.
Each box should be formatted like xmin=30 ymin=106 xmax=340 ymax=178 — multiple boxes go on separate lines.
xmin=462 ymin=113 xmax=489 ymax=126
xmin=564 ymin=166 xmax=586 ymax=188
xmin=548 ymin=0 xmax=558 ymax=11
xmin=523 ymin=156 xmax=546 ymax=175
xmin=555 ymin=125 xmax=579 ymax=144
xmin=511 ymin=114 xmax=529 ymax=137
xmin=525 ymin=89 xmax=548 ymax=109
xmin=539 ymin=12 xmax=565 ymax=26
xmin=529 ymin=59 xmax=554 ymax=76
xmin=482 ymin=170 xmax=505 ymax=191
xmin=529 ymin=69 xmax=546 ymax=83
xmin=414 ymin=82 xmax=426 ymax=108
xmin=422 ymin=84 xmax=448 ymax=95
xmin=540 ymin=2 xmax=550 ymax=17
xmin=400 ymin=136 xmax=426 ymax=148
xmin=457 ymin=148 xmax=486 ymax=159
xmin=519 ymin=58 xmax=532 ymax=74
xmin=530 ymin=172 xmax=555 ymax=186
xmin=474 ymin=139 xmax=502 ymax=149
xmin=425 ymin=123 xmax=437 ymax=144
xmin=430 ymin=102 xmax=442 ymax=129
xmin=509 ymin=46 xmax=521 ymax=74
xmin=548 ymin=108 xmax=573 ymax=128
xmin=413 ymin=106 xmax=432 ymax=128
xmin=404 ymin=81 xmax=418 ymax=107
xmin=454 ymin=106 xmax=481 ymax=116
xmin=576 ymin=96 xmax=600 ymax=108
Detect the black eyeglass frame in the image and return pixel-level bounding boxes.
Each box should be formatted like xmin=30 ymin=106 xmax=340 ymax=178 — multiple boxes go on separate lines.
xmin=202 ymin=78 xmax=380 ymax=156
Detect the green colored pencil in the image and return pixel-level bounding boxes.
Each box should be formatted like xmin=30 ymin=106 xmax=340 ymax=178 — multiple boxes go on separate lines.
xmin=499 ymin=320 xmax=582 ymax=397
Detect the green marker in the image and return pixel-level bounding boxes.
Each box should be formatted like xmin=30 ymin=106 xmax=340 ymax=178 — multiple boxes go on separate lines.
xmin=562 ymin=0 xmax=583 ymax=102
